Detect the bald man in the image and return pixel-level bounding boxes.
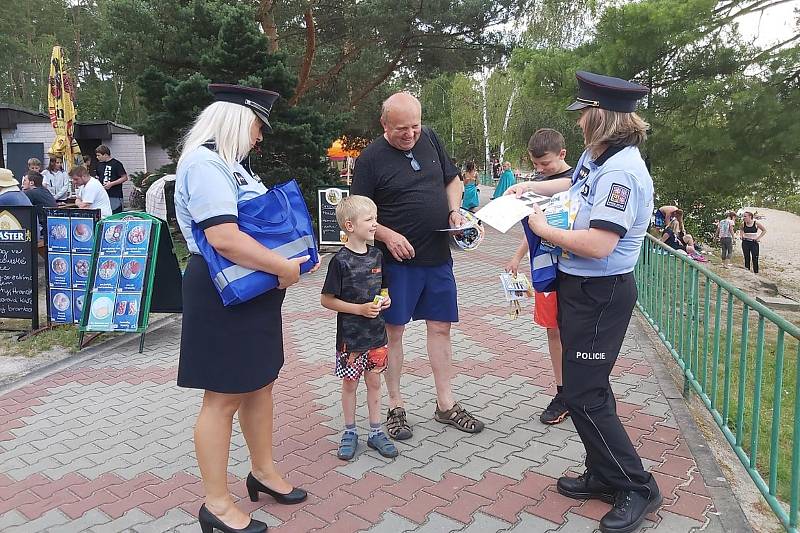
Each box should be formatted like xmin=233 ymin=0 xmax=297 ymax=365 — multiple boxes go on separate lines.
xmin=351 ymin=92 xmax=484 ymax=440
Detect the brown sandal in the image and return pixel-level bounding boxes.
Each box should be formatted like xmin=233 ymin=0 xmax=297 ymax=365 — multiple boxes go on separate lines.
xmin=434 ymin=403 xmax=484 ymax=433
xmin=386 ymin=407 xmax=413 ymax=440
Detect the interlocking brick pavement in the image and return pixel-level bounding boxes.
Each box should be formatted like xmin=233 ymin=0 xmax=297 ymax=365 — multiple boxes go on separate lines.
xmin=0 ymin=195 xmax=744 ymax=532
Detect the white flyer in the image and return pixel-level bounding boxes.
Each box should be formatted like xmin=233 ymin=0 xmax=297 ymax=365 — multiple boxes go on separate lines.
xmin=474 ymin=192 xmax=551 ymax=233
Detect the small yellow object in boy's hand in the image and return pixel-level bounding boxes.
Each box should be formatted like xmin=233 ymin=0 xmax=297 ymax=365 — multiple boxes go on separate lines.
xmin=373 ymin=288 xmax=389 ymax=305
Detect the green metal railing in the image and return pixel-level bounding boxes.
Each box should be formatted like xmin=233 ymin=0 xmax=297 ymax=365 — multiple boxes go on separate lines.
xmin=635 ymin=234 xmax=800 ymax=531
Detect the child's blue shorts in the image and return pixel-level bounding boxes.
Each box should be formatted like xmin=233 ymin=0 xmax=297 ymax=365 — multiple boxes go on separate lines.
xmin=382 ymin=259 xmax=459 ymax=325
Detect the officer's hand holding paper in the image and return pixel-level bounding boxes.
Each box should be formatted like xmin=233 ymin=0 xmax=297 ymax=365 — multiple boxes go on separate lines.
xmin=474 ymin=189 xmax=570 ymax=235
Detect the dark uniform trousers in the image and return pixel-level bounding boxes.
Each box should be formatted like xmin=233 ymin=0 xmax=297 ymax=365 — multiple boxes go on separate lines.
xmin=557 ymin=271 xmax=655 ymax=495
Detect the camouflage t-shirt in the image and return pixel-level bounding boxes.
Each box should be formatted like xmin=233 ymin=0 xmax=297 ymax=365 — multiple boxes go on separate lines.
xmin=321 ymin=245 xmax=388 ymax=352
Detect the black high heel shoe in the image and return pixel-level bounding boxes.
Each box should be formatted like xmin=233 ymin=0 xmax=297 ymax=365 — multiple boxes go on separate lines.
xmin=198 ymin=504 xmax=267 ymax=533
xmin=246 ymin=473 xmax=308 ymax=504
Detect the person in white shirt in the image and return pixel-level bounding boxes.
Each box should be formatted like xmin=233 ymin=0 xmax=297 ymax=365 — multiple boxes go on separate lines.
xmin=69 ymin=165 xmax=112 ymax=218
xmin=42 ymin=155 xmax=71 ymax=200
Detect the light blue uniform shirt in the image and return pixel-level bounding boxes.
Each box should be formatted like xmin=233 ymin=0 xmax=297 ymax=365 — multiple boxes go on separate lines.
xmin=175 ymin=146 xmax=267 ymax=254
xmin=559 ymin=146 xmax=654 ymax=277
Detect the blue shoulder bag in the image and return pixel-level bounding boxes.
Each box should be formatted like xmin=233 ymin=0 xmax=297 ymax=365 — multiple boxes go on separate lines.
xmin=192 ymin=179 xmax=319 ymax=306
xmin=521 ymin=216 xmax=558 ymax=292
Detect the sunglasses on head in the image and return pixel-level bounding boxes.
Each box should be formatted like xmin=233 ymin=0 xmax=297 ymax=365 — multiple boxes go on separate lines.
xmin=404 ymin=151 xmax=421 ymax=171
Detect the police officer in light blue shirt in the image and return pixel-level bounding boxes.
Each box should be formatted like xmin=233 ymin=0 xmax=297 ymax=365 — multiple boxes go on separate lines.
xmin=174 ymin=84 xmax=311 ymax=533
xmin=525 ymin=71 xmax=661 ymax=533
xmin=175 ymin=144 xmax=267 ymax=254
xmin=560 ymin=144 xmax=654 ymax=276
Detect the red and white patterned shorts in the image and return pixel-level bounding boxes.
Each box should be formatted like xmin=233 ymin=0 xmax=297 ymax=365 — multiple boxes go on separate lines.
xmin=335 ymin=346 xmax=389 ymax=381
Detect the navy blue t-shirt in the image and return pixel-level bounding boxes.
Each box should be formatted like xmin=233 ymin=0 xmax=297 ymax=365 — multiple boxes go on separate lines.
xmin=351 ymin=128 xmax=460 ymax=266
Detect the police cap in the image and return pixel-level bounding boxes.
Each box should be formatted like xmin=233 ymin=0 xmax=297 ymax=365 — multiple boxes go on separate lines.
xmin=566 ymin=71 xmax=649 ymax=113
xmin=208 ymin=83 xmax=280 ymax=132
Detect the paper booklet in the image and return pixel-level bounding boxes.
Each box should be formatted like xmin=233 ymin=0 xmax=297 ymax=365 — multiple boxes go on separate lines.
xmin=474 ymin=192 xmax=551 ymax=233
xmin=499 ymin=272 xmax=534 ymax=302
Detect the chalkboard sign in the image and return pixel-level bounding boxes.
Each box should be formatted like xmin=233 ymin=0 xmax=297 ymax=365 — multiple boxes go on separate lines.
xmin=317 ymin=186 xmax=349 ymax=245
xmin=0 ymin=207 xmax=39 ymax=329
xmin=44 ymin=207 xmax=101 ymax=325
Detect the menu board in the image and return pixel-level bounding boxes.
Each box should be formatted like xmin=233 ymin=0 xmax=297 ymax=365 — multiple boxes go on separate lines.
xmin=83 ymin=218 xmax=154 ymax=332
xmin=44 ymin=208 xmax=100 ymax=325
xmin=317 ymin=186 xmax=350 ymax=245
xmin=0 ymin=207 xmax=38 ymax=328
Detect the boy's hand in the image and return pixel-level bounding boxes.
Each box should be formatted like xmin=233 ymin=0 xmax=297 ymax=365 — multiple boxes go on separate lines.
xmin=360 ymin=301 xmax=382 ymax=318
xmin=379 ymin=296 xmax=392 ymax=310
xmin=505 ymin=258 xmax=520 ymax=276
xmin=504 ymin=182 xmax=531 ymax=198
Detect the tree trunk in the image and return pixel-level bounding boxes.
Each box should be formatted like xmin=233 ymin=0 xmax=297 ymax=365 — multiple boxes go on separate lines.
xmin=258 ymin=0 xmax=279 ymax=53
xmin=499 ymin=84 xmax=518 ymax=161
xmin=480 ymin=69 xmax=491 ymax=177
xmin=288 ymin=6 xmax=317 ymax=106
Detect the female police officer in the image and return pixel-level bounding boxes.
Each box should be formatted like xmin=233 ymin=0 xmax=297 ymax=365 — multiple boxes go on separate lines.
xmin=175 ymin=84 xmax=311 ymax=533
xmin=511 ymin=71 xmax=660 ymax=533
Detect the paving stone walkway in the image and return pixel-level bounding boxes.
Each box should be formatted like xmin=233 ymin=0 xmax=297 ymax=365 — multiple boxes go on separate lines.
xmin=0 ymin=212 xmax=741 ymax=532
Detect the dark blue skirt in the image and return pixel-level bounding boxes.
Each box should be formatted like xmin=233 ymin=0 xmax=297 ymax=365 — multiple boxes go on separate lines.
xmin=177 ymin=254 xmax=286 ymax=393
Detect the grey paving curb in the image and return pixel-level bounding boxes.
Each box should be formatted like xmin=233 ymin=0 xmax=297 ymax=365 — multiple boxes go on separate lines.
xmin=636 ymin=313 xmax=753 ymax=533
xmin=0 ymin=313 xmax=181 ymax=396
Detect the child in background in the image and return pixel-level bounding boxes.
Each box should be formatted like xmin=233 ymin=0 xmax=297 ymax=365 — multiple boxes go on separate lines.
xmin=27 ymin=157 xmax=42 ymax=174
xmin=505 ymin=128 xmax=574 ymax=425
xmin=321 ymin=195 xmax=399 ymax=461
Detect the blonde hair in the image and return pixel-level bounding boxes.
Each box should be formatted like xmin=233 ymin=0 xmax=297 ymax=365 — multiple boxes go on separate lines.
xmin=581 ymin=107 xmax=649 ymax=158
xmin=336 ymin=195 xmax=377 ymax=231
xmin=178 ymin=101 xmax=256 ymax=168
xmin=27 ymin=158 xmax=42 ymax=167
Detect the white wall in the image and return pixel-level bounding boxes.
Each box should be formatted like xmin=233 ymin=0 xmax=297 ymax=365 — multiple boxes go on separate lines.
xmin=145 ymin=144 xmax=172 ymax=172
xmin=2 ymin=122 xmax=56 ymax=160
xmin=106 ymin=132 xmax=146 ymax=175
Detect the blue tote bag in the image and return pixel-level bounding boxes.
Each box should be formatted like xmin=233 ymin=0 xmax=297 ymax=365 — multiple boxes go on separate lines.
xmin=192 ymin=179 xmax=319 ymax=306
xmin=521 ymin=216 xmax=558 ymax=293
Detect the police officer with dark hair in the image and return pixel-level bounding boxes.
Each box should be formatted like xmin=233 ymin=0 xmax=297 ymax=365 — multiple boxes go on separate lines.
xmin=524 ymin=71 xmax=660 ymax=533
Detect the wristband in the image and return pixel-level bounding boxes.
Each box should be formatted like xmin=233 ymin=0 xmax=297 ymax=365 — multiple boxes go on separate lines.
xmin=448 ymin=209 xmax=457 ymax=216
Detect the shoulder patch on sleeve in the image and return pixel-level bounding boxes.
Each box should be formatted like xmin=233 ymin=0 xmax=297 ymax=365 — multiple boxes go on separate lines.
xmin=605 ymin=183 xmax=631 ymax=211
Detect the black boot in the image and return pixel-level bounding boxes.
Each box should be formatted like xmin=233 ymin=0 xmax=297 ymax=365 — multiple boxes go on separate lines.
xmin=599 ymin=484 xmax=662 ymax=533
xmin=557 ymin=471 xmax=615 ymax=503
xmin=198 ymin=504 xmax=267 ymax=533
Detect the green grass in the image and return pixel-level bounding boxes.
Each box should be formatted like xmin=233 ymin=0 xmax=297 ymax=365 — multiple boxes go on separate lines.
xmin=0 ymin=323 xmax=81 ymax=357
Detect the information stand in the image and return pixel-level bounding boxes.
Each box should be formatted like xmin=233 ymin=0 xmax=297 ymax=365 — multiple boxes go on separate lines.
xmin=0 ymin=207 xmax=39 ymax=332
xmin=317 ymin=186 xmax=350 ymax=246
xmin=78 ymin=212 xmax=171 ymax=352
xmin=44 ymin=208 xmax=101 ymax=327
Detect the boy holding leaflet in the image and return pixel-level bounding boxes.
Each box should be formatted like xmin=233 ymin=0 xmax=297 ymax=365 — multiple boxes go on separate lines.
xmin=321 ymin=195 xmax=399 ymax=460
xmin=505 ymin=129 xmax=573 ymax=425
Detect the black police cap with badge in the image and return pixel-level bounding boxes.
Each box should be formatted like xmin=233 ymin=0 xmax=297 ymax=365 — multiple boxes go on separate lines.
xmin=208 ymin=83 xmax=281 ymax=133
xmin=566 ymin=71 xmax=649 ymax=113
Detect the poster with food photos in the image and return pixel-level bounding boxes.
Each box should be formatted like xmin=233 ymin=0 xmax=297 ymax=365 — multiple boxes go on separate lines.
xmin=118 ymin=256 xmax=146 ymax=292
xmin=123 ymin=220 xmax=151 ymax=255
xmin=81 ymin=214 xmax=163 ymax=335
xmin=94 ymin=257 xmax=121 ymax=291
xmin=112 ymin=293 xmax=141 ymax=331
xmin=73 ymin=291 xmax=86 ymax=321
xmin=50 ymin=289 xmax=73 ymax=323
xmin=72 ymin=255 xmax=91 ymax=288
xmin=70 ymin=218 xmax=95 ymax=254
xmin=86 ymin=291 xmax=115 ymax=330
xmin=46 ymin=217 xmax=70 ymax=253
xmin=49 ymin=253 xmax=71 ymax=288
xmin=44 ymin=208 xmax=101 ymax=325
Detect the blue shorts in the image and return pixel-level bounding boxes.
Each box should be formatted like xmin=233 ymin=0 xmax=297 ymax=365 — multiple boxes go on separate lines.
xmin=383 ymin=260 xmax=459 ymax=325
